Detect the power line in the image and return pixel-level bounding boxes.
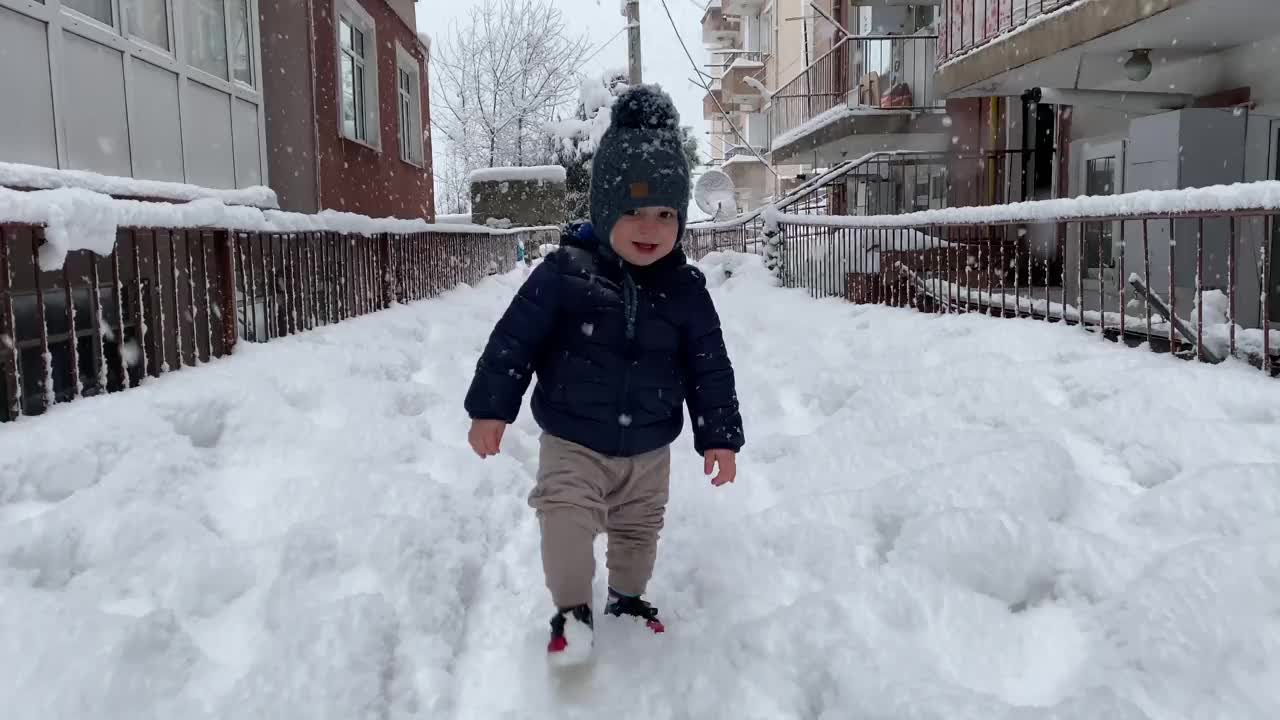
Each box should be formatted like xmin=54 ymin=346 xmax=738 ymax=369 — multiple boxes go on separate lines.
xmin=575 ymin=25 xmax=629 ymax=75
xmin=655 ymin=0 xmax=777 ymax=177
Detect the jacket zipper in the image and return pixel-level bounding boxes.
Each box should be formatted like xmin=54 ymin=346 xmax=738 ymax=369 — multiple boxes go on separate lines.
xmin=617 ymin=270 xmax=638 ymax=456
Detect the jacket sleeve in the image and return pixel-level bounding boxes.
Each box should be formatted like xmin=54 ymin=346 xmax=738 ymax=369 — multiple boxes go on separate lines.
xmin=464 ymin=258 xmax=561 ymax=423
xmin=681 ymin=269 xmax=745 ymax=456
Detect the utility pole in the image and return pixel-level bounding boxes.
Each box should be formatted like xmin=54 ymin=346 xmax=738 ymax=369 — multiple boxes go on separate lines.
xmin=624 ymin=0 xmax=641 ymax=84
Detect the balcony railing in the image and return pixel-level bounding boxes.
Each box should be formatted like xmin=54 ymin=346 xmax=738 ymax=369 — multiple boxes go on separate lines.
xmin=724 ymin=145 xmax=767 ymax=161
xmin=769 ymin=33 xmax=941 ymax=151
xmin=770 ymin=185 xmax=1280 ymax=376
xmin=938 ymin=0 xmax=1083 ymax=64
xmin=687 ymin=148 xmax=1060 ymax=259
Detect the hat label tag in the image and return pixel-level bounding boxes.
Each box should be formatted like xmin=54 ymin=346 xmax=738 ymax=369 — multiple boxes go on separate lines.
xmin=629 ymin=182 xmax=650 ymax=199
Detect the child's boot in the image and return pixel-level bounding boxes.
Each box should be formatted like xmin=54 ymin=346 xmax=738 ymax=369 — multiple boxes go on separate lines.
xmin=547 ymin=604 xmax=594 ymax=665
xmin=604 ymin=588 xmax=664 ymax=633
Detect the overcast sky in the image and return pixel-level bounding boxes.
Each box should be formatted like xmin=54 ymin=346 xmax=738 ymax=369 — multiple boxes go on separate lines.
xmin=416 ymin=0 xmax=712 ymax=163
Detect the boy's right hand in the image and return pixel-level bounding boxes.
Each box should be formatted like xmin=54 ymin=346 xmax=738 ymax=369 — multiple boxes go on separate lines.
xmin=469 ymin=419 xmax=507 ymax=458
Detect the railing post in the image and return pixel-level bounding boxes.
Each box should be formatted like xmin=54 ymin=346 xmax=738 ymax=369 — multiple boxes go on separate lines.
xmin=215 ymin=230 xmax=239 ymax=357
xmin=380 ymin=232 xmax=395 ymax=308
xmin=0 ymin=227 xmax=21 ymax=421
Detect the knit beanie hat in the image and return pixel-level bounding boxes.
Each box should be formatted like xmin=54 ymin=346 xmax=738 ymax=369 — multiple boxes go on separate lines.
xmin=590 ymin=84 xmax=692 ymax=248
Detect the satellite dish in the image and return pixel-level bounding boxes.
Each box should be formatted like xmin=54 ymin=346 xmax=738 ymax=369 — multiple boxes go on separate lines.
xmin=694 ymin=169 xmax=737 ymax=221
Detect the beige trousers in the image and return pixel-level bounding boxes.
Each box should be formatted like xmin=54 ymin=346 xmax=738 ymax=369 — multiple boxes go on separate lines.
xmin=529 ymin=433 xmax=672 ymax=609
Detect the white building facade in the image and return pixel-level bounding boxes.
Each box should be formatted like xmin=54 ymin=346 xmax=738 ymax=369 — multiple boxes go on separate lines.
xmin=0 ymin=0 xmax=266 ymax=190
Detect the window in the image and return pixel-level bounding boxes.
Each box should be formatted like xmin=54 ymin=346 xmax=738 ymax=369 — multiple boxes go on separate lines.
xmin=229 ymin=0 xmax=253 ymax=85
xmin=746 ymin=112 xmax=767 ymax=150
xmin=188 ymin=0 xmax=229 ymax=79
xmin=123 ymin=0 xmax=169 ymax=50
xmin=64 ymin=0 xmax=112 ymax=24
xmin=744 ymin=15 xmax=760 ymax=53
xmin=337 ymin=2 xmax=378 ymax=147
xmin=396 ymin=45 xmax=424 ymax=165
xmin=760 ymin=10 xmax=772 ymax=56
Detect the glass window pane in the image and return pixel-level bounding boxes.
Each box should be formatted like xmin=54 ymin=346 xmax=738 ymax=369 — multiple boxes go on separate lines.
xmin=188 ymin=0 xmax=229 ymax=80
xmin=123 ymin=0 xmax=168 ymax=48
xmin=341 ymin=53 xmax=357 ymax=138
xmin=352 ymin=27 xmax=364 ymax=58
xmin=340 ymin=19 xmax=352 ymax=50
xmin=64 ymin=0 xmax=113 ymax=25
xmin=355 ymin=64 xmax=366 ymax=139
xmin=229 ymin=0 xmax=253 ymax=84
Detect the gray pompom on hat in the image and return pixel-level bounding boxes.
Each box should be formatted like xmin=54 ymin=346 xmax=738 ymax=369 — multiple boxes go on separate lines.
xmin=589 ymin=84 xmax=692 ymax=247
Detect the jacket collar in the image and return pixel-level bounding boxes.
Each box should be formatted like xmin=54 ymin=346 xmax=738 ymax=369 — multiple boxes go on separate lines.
xmin=561 ymin=222 xmax=687 ymax=284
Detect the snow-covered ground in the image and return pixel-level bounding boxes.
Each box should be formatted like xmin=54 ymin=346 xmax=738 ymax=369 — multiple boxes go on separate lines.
xmin=3 ymin=252 xmax=1280 ymax=719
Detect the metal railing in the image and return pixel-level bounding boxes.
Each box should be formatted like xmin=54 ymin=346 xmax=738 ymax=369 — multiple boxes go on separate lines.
xmin=771 ymin=191 xmax=1280 ymax=375
xmin=938 ymin=0 xmax=1082 ymax=64
xmin=770 ymin=33 xmax=942 ymax=149
xmin=686 ymin=147 xmax=1061 ymax=274
xmin=0 ymin=223 xmax=558 ymax=421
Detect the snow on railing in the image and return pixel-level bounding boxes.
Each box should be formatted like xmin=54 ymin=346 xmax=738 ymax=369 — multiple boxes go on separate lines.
xmin=0 ymin=188 xmax=560 ymax=422
xmin=767 ymin=180 xmax=1280 ymax=376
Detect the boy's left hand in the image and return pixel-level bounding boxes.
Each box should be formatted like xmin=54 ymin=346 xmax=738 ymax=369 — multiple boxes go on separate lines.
xmin=704 ymin=450 xmax=737 ymax=487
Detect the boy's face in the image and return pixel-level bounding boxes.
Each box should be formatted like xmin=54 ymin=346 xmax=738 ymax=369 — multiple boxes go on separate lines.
xmin=610 ymin=207 xmax=680 ymax=266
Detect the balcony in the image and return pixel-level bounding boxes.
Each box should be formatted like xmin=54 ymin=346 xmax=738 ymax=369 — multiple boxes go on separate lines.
xmin=702 ymin=85 xmax=725 ymax=121
xmin=720 ymin=0 xmax=765 ymax=17
xmin=935 ymin=0 xmax=1275 ymax=97
xmin=723 ymin=145 xmax=768 ymax=164
xmin=713 ymin=51 xmax=769 ymax=113
xmin=768 ymin=33 xmax=947 ymax=164
xmin=937 ymin=0 xmax=1084 ymax=65
xmin=701 ymin=5 xmax=742 ymax=48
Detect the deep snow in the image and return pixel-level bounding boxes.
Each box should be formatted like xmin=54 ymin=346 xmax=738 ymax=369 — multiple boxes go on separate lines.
xmin=2 ymin=253 xmax=1280 ymax=719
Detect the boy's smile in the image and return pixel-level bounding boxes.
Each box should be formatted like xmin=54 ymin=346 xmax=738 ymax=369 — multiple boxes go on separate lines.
xmin=611 ymin=207 xmax=680 ymax=266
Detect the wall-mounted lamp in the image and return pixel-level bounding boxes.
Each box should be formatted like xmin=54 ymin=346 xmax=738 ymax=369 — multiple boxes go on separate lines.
xmin=1124 ymin=49 xmax=1153 ymax=82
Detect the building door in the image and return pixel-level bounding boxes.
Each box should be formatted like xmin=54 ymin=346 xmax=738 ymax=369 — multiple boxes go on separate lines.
xmin=1271 ymin=124 xmax=1280 ymax=322
xmin=1078 ymin=140 xmax=1125 ymax=271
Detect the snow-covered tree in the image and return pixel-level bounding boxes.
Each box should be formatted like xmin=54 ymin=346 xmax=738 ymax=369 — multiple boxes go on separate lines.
xmin=545 ymin=72 xmax=702 ymax=222
xmin=431 ymin=0 xmax=589 ymax=186
xmin=545 ymin=71 xmax=628 ymax=221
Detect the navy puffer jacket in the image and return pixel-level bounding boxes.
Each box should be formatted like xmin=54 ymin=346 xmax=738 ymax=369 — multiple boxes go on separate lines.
xmin=465 ymin=223 xmax=744 ymax=458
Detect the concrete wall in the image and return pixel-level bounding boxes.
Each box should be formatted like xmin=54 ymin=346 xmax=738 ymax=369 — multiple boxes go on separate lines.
xmin=769 ymin=0 xmax=806 ymax=88
xmin=470 ymin=178 xmax=566 ymax=227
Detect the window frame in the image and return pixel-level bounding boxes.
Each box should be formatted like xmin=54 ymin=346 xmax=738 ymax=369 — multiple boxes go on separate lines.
xmin=394 ymin=42 xmax=424 ymax=167
xmin=121 ymin=0 xmax=175 ymax=55
xmin=335 ymin=0 xmax=379 ymax=150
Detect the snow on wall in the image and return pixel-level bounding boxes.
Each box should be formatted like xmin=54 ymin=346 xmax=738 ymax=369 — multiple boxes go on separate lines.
xmin=467 ymin=166 xmax=567 ymax=185
xmin=0 ymin=161 xmax=279 ymax=209
xmin=434 ymin=213 xmax=474 ymax=224
xmin=0 ymin=187 xmax=559 ymax=271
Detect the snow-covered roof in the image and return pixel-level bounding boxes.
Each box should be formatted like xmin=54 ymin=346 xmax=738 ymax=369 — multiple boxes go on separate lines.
xmin=468 ymin=165 xmax=567 ymax=184
xmin=0 ymin=161 xmax=278 ymax=209
xmin=0 ymin=186 xmax=559 ymax=272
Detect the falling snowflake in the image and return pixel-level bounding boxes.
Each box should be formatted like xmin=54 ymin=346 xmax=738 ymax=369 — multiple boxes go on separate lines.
xmin=581 ymin=323 xmax=595 ymax=337
xmin=618 ymin=414 xmax=633 ymax=427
